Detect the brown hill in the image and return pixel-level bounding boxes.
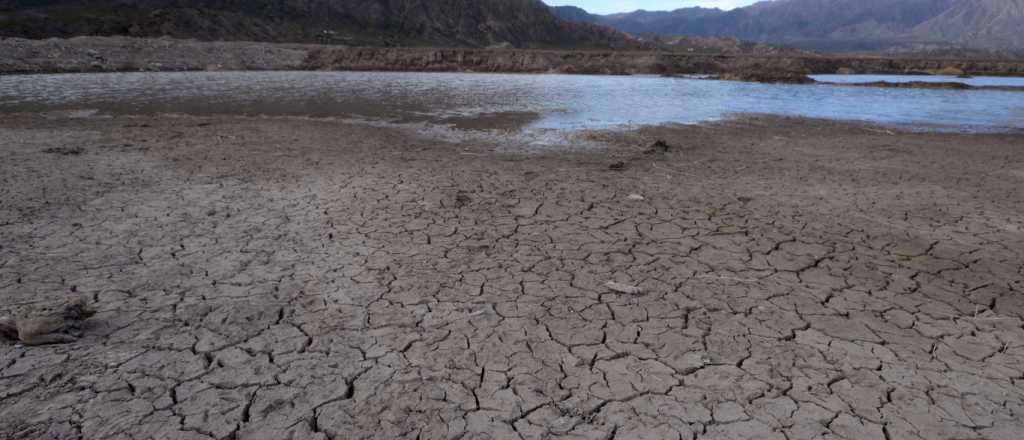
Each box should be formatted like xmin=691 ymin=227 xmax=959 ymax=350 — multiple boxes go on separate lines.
xmin=0 ymin=0 xmax=639 ymax=49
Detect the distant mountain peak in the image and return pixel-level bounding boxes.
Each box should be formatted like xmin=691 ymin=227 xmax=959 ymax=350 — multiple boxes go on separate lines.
xmin=551 ymin=0 xmax=1024 ymax=51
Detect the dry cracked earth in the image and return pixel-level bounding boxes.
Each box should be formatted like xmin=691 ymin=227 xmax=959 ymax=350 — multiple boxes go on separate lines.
xmin=1 ymin=114 xmax=1023 ymax=440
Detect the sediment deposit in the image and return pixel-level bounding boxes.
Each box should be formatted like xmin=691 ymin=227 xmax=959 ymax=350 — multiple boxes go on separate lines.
xmin=1 ymin=113 xmax=1022 ymax=439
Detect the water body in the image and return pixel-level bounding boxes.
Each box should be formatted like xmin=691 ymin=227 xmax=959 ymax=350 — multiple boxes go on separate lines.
xmin=1 ymin=71 xmax=1022 ymax=132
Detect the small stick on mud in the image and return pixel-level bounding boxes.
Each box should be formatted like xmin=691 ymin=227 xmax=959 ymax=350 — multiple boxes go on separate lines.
xmin=696 ymin=274 xmax=759 ymax=283
xmin=0 ymin=299 xmax=54 ymax=307
xmin=651 ymin=163 xmax=694 ymax=177
xmin=865 ymin=127 xmax=896 ymax=135
xmin=605 ymin=281 xmax=644 ymax=295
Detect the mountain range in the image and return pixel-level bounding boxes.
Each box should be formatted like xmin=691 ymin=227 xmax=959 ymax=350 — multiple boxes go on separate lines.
xmin=3 ymin=0 xmax=1022 ymax=54
xmin=0 ymin=0 xmax=637 ymax=49
xmin=551 ymin=0 xmax=1024 ymax=51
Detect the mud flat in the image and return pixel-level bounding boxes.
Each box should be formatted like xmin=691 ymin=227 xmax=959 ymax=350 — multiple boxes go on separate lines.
xmin=1 ymin=113 xmax=1023 ymax=439
xmin=3 ymin=36 xmax=1024 ymax=76
xmin=819 ymin=80 xmax=1024 ymax=92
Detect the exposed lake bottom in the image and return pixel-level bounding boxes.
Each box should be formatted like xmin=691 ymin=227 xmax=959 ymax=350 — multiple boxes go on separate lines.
xmin=1 ymin=112 xmax=1022 ymax=440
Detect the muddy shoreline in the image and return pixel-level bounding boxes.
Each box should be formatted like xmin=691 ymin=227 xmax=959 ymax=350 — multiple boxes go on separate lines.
xmin=3 ymin=36 xmax=1024 ymax=77
xmin=1 ymin=112 xmax=1022 ymax=439
xmin=822 ymin=80 xmax=1024 ymax=92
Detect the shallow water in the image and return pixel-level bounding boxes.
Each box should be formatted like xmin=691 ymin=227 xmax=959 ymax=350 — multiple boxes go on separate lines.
xmin=1 ymin=71 xmax=1022 ymax=132
xmin=812 ymin=74 xmax=1024 ymax=88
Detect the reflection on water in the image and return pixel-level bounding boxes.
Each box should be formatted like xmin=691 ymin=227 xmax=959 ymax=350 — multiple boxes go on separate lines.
xmin=1 ymin=71 xmax=1022 ymax=132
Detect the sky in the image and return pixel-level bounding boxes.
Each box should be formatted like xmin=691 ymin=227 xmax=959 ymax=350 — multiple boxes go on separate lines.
xmin=544 ymin=1 xmax=763 ymax=14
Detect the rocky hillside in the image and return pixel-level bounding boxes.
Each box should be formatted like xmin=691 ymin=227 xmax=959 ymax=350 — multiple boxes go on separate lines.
xmin=912 ymin=0 xmax=1024 ymax=50
xmin=552 ymin=0 xmax=1024 ymax=52
xmin=638 ymin=34 xmax=814 ymax=56
xmin=0 ymin=0 xmax=639 ymax=49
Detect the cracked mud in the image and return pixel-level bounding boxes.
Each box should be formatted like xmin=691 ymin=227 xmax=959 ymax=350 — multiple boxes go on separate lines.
xmin=1 ymin=114 xmax=1022 ymax=439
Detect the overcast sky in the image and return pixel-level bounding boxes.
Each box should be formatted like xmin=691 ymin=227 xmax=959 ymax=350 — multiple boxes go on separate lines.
xmin=545 ymin=1 xmax=763 ymax=14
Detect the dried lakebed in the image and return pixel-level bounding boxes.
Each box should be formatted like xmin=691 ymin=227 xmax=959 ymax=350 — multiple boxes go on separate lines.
xmin=1 ymin=113 xmax=1023 ymax=440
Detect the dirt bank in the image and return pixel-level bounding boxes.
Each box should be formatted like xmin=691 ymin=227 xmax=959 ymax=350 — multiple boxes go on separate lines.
xmin=304 ymin=47 xmax=1024 ymax=76
xmin=823 ymin=80 xmax=1024 ymax=92
xmin=3 ymin=36 xmax=1024 ymax=76
xmin=1 ymin=113 xmax=1022 ymax=439
xmin=0 ymin=36 xmax=313 ymax=74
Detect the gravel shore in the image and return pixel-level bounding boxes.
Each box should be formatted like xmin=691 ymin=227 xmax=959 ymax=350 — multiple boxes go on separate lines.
xmin=1 ymin=113 xmax=1022 ymax=439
